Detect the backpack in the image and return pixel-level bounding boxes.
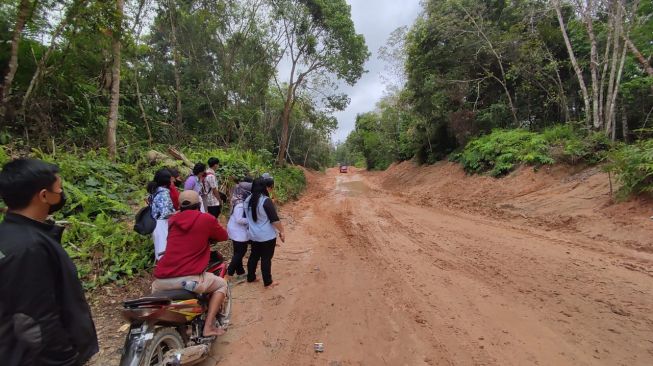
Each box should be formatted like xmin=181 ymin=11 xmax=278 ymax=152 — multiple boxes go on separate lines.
xmin=133 ymin=191 xmax=160 ymax=235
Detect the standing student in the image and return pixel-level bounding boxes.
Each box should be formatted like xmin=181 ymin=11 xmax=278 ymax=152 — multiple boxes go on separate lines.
xmin=245 ymin=177 xmax=285 ymax=287
xmin=148 ymin=169 xmax=175 ymax=260
xmin=226 ymin=178 xmax=252 ymax=281
xmin=184 ymin=163 xmax=206 ymax=213
xmin=202 ymin=157 xmax=222 ymax=219
xmin=0 ymin=158 xmax=98 ymax=366
xmin=168 ymin=168 xmax=183 ymax=211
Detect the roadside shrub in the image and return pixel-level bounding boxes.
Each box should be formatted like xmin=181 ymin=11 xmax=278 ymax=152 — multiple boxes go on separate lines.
xmin=605 ymin=139 xmax=653 ymax=198
xmin=273 ymin=166 xmax=307 ymax=203
xmin=456 ymin=126 xmax=613 ymax=177
xmin=543 ymin=125 xmax=610 ymax=164
xmin=456 ymin=129 xmax=554 ymax=176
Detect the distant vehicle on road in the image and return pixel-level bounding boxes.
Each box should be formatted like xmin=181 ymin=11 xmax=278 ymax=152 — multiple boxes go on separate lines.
xmin=339 ymin=165 xmax=348 ymax=173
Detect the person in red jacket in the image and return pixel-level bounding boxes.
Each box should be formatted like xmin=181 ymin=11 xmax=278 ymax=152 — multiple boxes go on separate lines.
xmin=152 ymin=190 xmax=229 ymax=337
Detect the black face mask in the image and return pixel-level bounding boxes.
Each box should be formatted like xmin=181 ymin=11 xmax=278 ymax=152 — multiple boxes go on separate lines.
xmin=48 ymin=190 xmax=66 ymax=214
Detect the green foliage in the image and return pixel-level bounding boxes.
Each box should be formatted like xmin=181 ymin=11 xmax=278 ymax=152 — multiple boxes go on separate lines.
xmin=542 ymin=125 xmax=611 ymax=165
xmin=456 ymin=129 xmax=554 ymax=177
xmin=457 ymin=126 xmax=613 ymax=176
xmin=340 ymin=91 xmax=418 ymax=170
xmin=0 ymin=146 xmax=8 ymax=166
xmin=1 ymin=144 xmax=306 ymax=288
xmin=605 ymin=139 xmax=653 ymax=198
xmin=272 ymin=166 xmax=307 ymax=203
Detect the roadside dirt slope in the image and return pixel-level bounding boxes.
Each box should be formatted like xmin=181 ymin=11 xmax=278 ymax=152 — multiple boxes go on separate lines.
xmin=200 ymin=165 xmax=653 ymax=366
xmin=374 ymin=161 xmax=653 ymax=254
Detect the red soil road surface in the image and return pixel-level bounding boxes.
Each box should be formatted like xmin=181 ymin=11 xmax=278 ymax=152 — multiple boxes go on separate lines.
xmin=202 ymin=164 xmax=653 ymax=366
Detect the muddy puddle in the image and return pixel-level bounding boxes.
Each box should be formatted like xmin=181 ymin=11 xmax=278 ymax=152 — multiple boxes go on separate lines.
xmin=336 ymin=179 xmax=370 ymax=196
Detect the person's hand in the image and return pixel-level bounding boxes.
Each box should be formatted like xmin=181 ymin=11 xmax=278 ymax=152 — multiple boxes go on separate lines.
xmin=278 ymin=231 xmax=285 ymax=243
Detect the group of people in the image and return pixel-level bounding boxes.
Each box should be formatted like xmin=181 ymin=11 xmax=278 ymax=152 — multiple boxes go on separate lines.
xmin=0 ymin=156 xmax=286 ymax=365
xmin=145 ymin=157 xmax=286 ymax=337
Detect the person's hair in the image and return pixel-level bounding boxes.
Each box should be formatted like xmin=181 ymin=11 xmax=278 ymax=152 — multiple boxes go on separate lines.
xmin=248 ymin=177 xmax=270 ymax=222
xmin=207 ymin=157 xmax=220 ymax=168
xmin=0 ymin=158 xmax=60 ymax=210
xmin=264 ymin=177 xmax=274 ymax=188
xmin=147 ymin=168 xmax=172 ymax=194
xmin=192 ymin=163 xmax=206 ymax=176
xmin=168 ymin=168 xmax=180 ymax=178
xmin=243 ymin=175 xmax=254 ymax=183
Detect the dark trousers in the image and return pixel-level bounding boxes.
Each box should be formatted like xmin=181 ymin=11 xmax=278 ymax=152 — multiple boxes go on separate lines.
xmin=207 ymin=205 xmax=221 ymax=219
xmin=247 ymin=238 xmax=276 ymax=286
xmin=227 ymin=240 xmax=249 ymax=276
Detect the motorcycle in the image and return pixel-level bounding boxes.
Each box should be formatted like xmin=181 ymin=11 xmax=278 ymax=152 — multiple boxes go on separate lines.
xmin=119 ymin=251 xmax=232 ymax=366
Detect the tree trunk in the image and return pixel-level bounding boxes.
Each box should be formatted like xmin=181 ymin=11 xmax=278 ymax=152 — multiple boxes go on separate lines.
xmin=607 ymin=36 xmax=628 ymax=138
xmin=584 ymin=0 xmax=602 ymax=130
xmin=598 ymin=12 xmax=613 ymax=128
xmin=553 ymin=0 xmax=592 ymax=128
xmin=107 ymin=0 xmax=123 ymax=160
xmin=131 ymin=0 xmax=151 ymax=146
xmin=604 ymin=3 xmax=621 ymax=134
xmin=623 ymin=36 xmax=653 ymax=77
xmin=135 ymin=73 xmax=152 ymax=146
xmin=276 ymin=84 xmax=294 ymax=165
xmin=622 ymin=109 xmax=629 ymax=142
xmin=303 ymin=134 xmax=313 ymax=166
xmin=168 ymin=0 xmax=183 ymax=135
xmin=1 ymin=0 xmax=37 ymax=118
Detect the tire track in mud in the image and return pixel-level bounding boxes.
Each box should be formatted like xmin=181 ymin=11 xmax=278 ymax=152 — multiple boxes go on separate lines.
xmin=203 ymin=169 xmax=653 ymax=366
xmin=330 ymin=197 xmax=459 ymax=366
xmin=358 ymin=181 xmax=653 ymax=365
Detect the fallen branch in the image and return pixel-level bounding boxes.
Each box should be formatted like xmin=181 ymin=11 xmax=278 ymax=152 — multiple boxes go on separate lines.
xmin=167 ymin=146 xmax=193 ymax=168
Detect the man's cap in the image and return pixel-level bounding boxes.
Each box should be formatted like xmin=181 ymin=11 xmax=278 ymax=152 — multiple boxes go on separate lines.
xmin=179 ymin=190 xmax=200 ymax=208
xmin=261 ymin=172 xmax=273 ymax=180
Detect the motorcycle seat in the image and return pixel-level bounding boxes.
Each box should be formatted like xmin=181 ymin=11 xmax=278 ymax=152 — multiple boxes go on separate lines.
xmin=123 ymin=289 xmax=197 ymax=308
xmin=152 ymin=289 xmax=198 ymax=301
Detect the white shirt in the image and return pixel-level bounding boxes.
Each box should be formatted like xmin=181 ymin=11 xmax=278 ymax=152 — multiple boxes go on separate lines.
xmin=227 ymin=202 xmax=249 ymax=242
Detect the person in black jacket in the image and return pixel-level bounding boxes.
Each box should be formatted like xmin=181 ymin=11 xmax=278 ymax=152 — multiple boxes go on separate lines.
xmin=0 ymin=158 xmax=98 ymax=366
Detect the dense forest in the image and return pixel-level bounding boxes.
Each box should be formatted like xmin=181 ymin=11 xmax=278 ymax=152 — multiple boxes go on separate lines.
xmin=0 ymin=0 xmax=369 ymax=169
xmin=338 ymin=0 xmax=652 ymax=195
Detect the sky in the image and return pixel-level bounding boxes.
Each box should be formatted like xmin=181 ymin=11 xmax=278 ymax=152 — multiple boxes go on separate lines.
xmin=332 ymin=0 xmax=422 ymax=143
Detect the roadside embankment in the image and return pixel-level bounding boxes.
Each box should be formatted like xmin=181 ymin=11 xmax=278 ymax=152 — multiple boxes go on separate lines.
xmin=372 ymin=161 xmax=653 ymax=254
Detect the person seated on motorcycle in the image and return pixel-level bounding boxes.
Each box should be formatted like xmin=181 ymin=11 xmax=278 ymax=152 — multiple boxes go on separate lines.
xmin=152 ymin=190 xmax=229 ymax=337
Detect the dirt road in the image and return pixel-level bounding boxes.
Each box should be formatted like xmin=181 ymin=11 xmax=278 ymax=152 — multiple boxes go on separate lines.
xmin=201 ymin=168 xmax=652 ymax=366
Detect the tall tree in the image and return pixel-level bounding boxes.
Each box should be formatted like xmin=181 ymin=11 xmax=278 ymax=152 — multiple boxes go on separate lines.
xmin=107 ymin=0 xmax=124 ymax=159
xmin=553 ymin=0 xmax=592 ymax=128
xmin=271 ymin=0 xmax=369 ymax=164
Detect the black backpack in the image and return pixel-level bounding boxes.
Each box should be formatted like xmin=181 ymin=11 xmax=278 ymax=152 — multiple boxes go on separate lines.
xmin=133 ymin=192 xmax=160 ymax=235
